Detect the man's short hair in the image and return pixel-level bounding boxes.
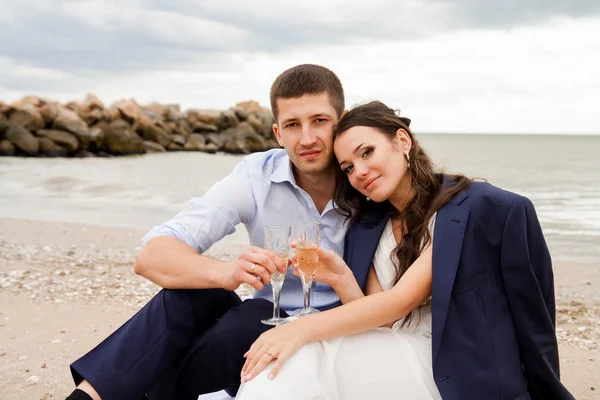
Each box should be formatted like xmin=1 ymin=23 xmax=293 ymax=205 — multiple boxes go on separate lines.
xmin=270 ymin=64 xmax=344 ymax=121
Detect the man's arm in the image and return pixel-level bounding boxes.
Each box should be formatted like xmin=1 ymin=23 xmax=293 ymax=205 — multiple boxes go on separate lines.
xmin=134 ymin=236 xmax=282 ymax=290
xmin=500 ymin=196 xmax=574 ymax=400
xmin=134 ymin=158 xmax=284 ymax=290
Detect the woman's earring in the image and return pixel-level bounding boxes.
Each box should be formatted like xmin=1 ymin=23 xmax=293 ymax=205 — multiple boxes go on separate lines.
xmin=366 ymin=196 xmax=371 ymax=202
xmin=405 ymin=151 xmax=411 ymax=169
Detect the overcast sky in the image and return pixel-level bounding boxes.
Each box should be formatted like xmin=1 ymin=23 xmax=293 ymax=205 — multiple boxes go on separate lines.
xmin=1 ymin=0 xmax=599 ymax=134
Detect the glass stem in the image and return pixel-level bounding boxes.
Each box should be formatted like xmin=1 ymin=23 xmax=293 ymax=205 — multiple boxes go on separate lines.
xmin=272 ymin=280 xmax=283 ymax=319
xmin=301 ymin=273 xmax=312 ymax=310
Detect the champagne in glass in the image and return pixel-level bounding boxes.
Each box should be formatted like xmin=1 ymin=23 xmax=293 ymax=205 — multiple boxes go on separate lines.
xmin=261 ymin=225 xmax=291 ymax=326
xmin=293 ymin=219 xmax=322 ymax=316
xmin=296 ymin=246 xmax=318 ymax=276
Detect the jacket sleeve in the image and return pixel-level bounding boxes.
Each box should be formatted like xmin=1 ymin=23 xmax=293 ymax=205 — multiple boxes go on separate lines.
xmin=500 ymin=196 xmax=574 ymax=400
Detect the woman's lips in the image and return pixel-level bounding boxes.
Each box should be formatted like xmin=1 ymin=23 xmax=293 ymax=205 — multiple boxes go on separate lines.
xmin=364 ymin=176 xmax=380 ymax=190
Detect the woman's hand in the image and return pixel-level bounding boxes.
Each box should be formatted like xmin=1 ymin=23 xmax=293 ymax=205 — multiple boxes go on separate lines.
xmin=241 ymin=321 xmax=309 ymax=382
xmin=290 ymin=242 xmax=352 ymax=288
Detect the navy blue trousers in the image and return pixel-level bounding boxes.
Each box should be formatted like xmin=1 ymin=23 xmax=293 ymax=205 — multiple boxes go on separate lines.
xmin=70 ymin=288 xmax=284 ymax=400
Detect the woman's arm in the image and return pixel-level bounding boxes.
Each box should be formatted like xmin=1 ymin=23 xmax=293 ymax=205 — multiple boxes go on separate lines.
xmin=303 ymin=243 xmax=431 ymax=341
xmin=241 ymin=243 xmax=433 ymax=381
xmin=364 ymin=265 xmax=393 ymax=327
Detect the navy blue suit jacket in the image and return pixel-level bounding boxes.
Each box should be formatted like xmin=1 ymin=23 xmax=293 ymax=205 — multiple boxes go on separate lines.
xmin=345 ymin=180 xmax=574 ymax=400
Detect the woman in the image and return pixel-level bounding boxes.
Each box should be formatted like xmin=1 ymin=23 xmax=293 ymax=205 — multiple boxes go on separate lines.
xmin=236 ymin=101 xmax=573 ymax=400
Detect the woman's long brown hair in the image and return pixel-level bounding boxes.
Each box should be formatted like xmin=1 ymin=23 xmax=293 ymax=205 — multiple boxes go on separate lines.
xmin=333 ymin=101 xmax=471 ymax=326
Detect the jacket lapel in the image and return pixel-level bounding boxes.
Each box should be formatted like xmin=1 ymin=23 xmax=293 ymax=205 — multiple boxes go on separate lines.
xmin=432 ymin=194 xmax=470 ymax=363
xmin=349 ymin=207 xmax=391 ymax=291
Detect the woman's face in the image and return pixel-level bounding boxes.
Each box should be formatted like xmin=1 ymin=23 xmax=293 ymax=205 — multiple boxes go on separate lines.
xmin=334 ymin=126 xmax=411 ymax=203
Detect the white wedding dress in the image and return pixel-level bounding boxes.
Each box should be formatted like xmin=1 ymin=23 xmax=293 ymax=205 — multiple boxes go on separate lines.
xmin=236 ymin=217 xmax=441 ymax=400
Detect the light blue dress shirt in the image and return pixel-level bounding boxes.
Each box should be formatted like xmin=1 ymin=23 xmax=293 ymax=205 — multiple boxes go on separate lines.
xmin=142 ymin=148 xmax=348 ymax=311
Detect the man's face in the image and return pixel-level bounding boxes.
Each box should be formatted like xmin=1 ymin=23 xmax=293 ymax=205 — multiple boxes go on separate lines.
xmin=273 ymin=92 xmax=338 ymax=176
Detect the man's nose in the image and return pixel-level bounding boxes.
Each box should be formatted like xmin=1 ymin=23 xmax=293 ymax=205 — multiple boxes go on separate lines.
xmin=299 ymin=126 xmax=318 ymax=147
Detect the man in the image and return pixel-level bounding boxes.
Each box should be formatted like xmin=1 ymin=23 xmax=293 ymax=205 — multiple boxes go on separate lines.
xmin=67 ymin=64 xmax=351 ymax=400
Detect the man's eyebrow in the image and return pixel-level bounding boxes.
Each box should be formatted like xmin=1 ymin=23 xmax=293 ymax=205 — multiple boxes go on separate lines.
xmin=281 ymin=112 xmax=333 ymax=126
xmin=338 ymin=142 xmax=368 ymax=165
xmin=310 ymin=113 xmax=332 ymax=119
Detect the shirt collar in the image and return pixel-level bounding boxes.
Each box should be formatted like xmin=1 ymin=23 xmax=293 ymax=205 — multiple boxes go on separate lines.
xmin=269 ymin=155 xmax=298 ymax=186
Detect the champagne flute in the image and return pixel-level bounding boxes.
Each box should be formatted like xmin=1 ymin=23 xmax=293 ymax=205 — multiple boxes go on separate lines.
xmin=261 ymin=225 xmax=291 ymax=326
xmin=293 ymin=218 xmax=322 ymax=316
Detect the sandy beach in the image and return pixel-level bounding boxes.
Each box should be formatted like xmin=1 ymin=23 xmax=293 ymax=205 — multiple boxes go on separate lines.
xmin=0 ymin=216 xmax=599 ymax=399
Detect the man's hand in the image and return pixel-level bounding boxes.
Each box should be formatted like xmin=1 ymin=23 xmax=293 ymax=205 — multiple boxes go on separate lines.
xmin=220 ymin=246 xmax=287 ymax=291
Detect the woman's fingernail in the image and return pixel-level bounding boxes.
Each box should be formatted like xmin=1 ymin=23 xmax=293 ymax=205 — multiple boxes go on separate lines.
xmin=246 ymin=374 xmax=253 ymax=380
xmin=241 ymin=377 xmax=246 ymax=383
xmin=268 ymin=373 xmax=274 ymax=380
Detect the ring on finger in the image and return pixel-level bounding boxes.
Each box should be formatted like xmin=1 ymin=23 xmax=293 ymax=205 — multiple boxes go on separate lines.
xmin=251 ymin=263 xmax=256 ymax=274
xmin=266 ymin=350 xmax=273 ymax=356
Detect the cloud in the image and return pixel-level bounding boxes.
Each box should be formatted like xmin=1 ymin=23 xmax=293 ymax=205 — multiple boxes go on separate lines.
xmin=3 ymin=0 xmax=598 ymax=74
xmin=447 ymin=0 xmax=600 ymax=28
xmin=0 ymin=1 xmax=599 ymax=133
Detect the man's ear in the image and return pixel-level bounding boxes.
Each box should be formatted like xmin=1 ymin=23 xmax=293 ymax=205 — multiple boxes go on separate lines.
xmin=273 ymin=123 xmax=284 ymax=147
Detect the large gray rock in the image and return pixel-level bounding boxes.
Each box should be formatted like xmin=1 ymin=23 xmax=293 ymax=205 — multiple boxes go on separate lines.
xmin=232 ymin=101 xmax=274 ymax=138
xmin=103 ymin=106 xmax=121 ymax=122
xmin=52 ymin=108 xmax=91 ymax=147
xmin=222 ymin=122 xmax=267 ymax=154
xmin=167 ymin=142 xmax=185 ymax=151
xmin=232 ymin=100 xmax=262 ymax=121
xmin=143 ymin=141 xmax=167 ymax=153
xmin=203 ymin=142 xmax=219 ymax=154
xmin=116 ymin=99 xmax=142 ymax=124
xmin=139 ymin=120 xmax=171 ymax=147
xmin=5 ymin=125 xmax=39 ymax=155
xmin=184 ymin=134 xmax=206 ymax=151
xmin=10 ymin=96 xmax=44 ymax=108
xmin=103 ymin=120 xmax=144 ymax=155
xmin=0 ymin=118 xmax=10 ymax=136
xmin=217 ymin=110 xmax=240 ymax=131
xmin=81 ymin=108 xmax=103 ymax=126
xmin=165 ymin=106 xmax=183 ymax=122
xmin=38 ymin=137 xmax=68 ymax=157
xmin=255 ymin=108 xmax=276 ymax=138
xmin=172 ymin=134 xmax=186 ymax=146
xmin=176 ymin=120 xmax=192 ymax=137
xmin=65 ymin=100 xmax=83 ymax=116
xmin=205 ymin=132 xmax=228 ymax=149
xmin=164 ymin=121 xmax=177 ymax=134
xmin=83 ymin=93 xmax=104 ymax=111
xmin=191 ymin=120 xmax=218 ymax=133
xmin=0 ymin=140 xmax=15 ymax=156
xmin=86 ymin=126 xmax=106 ymax=151
xmin=39 ymin=102 xmax=61 ymax=125
xmin=186 ymin=109 xmax=220 ymax=127
xmin=246 ymin=114 xmax=265 ymax=137
xmin=7 ymin=105 xmax=46 ymax=132
xmin=36 ymin=129 xmax=79 ymax=153
xmin=74 ymin=150 xmax=96 ymax=158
